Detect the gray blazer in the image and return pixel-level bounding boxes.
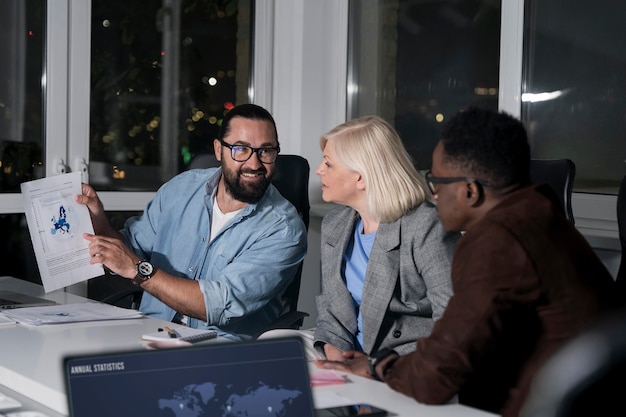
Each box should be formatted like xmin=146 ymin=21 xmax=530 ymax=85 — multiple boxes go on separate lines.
xmin=314 ymin=202 xmax=458 ymax=356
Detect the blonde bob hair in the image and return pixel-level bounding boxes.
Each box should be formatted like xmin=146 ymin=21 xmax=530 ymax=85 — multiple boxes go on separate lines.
xmin=320 ymin=115 xmax=430 ymax=223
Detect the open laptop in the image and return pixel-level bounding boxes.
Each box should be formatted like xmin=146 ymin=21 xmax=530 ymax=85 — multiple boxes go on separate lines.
xmin=63 ymin=337 xmax=316 ymax=417
xmin=0 ymin=290 xmax=57 ymax=309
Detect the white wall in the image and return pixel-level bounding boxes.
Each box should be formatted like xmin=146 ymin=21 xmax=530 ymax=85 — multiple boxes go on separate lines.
xmin=257 ymin=0 xmax=348 ymax=327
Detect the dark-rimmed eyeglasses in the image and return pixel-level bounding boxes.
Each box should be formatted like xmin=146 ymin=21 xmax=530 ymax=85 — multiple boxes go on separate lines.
xmin=220 ymin=140 xmax=280 ymax=164
xmin=425 ymin=171 xmax=493 ymax=195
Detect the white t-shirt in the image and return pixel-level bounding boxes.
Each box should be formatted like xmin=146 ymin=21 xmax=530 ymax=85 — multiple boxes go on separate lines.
xmin=210 ymin=196 xmax=242 ymax=241
xmin=179 ymin=196 xmax=242 ymax=326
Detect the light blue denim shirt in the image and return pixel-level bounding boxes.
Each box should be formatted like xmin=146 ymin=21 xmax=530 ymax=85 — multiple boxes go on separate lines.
xmin=120 ymin=168 xmax=307 ymax=340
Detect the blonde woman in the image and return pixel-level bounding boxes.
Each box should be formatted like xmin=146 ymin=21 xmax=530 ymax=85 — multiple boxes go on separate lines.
xmin=312 ymin=115 xmax=458 ymax=361
xmin=259 ymin=116 xmax=457 ymax=360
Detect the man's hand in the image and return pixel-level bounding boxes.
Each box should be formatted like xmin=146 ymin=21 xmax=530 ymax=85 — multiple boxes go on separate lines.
xmin=314 ymin=351 xmax=372 ymax=379
xmin=75 ymin=183 xmax=119 ymax=237
xmin=83 ymin=233 xmax=138 ymax=279
xmin=75 ymin=183 xmax=105 ymax=217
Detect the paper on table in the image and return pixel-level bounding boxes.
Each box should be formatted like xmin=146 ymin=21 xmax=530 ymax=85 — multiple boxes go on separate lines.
xmin=0 ymin=313 xmax=16 ymax=327
xmin=1 ymin=302 xmax=142 ymax=326
xmin=20 ymin=171 xmax=104 ymax=292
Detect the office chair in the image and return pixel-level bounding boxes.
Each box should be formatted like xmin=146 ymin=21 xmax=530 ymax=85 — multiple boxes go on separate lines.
xmin=102 ymin=153 xmax=311 ymax=333
xmin=520 ymin=308 xmax=626 ymax=417
xmin=259 ymin=154 xmax=311 ymax=332
xmin=529 ymin=159 xmax=576 ymax=224
xmin=187 ymin=152 xmax=219 ymax=170
xmin=95 ymin=271 xmax=144 ymax=309
xmin=615 ymin=175 xmax=626 ymax=306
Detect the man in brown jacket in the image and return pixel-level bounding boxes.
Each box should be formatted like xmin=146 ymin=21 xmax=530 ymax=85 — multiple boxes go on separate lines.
xmin=315 ymin=107 xmax=618 ymax=417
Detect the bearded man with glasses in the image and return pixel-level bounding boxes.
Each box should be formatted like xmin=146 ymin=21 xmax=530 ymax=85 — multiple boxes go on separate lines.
xmin=316 ymin=107 xmax=618 ymax=417
xmin=77 ymin=104 xmax=307 ymax=341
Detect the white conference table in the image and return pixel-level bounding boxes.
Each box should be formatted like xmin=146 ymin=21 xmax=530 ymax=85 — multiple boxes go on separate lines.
xmin=0 ymin=276 xmax=497 ymax=417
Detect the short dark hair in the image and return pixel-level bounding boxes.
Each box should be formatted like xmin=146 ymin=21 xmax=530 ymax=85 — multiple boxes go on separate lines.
xmin=440 ymin=107 xmax=531 ymax=188
xmin=218 ymin=103 xmax=279 ymax=144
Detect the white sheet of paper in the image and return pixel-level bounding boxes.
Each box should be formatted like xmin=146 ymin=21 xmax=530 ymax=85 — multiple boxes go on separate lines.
xmin=20 ymin=171 xmax=104 ymax=292
xmin=0 ymin=313 xmax=17 ymax=327
xmin=1 ymin=302 xmax=142 ymax=326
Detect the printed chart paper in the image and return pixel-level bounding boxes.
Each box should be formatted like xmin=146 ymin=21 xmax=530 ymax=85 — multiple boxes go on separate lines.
xmin=20 ymin=171 xmax=104 ymax=292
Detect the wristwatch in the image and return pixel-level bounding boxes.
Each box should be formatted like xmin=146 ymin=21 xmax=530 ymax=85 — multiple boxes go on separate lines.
xmin=132 ymin=260 xmax=156 ymax=286
xmin=368 ymin=348 xmax=397 ymax=381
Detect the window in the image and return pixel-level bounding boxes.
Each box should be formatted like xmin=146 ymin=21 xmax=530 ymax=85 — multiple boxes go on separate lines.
xmin=348 ymin=0 xmax=626 ymax=197
xmin=0 ymin=0 xmax=44 ymax=284
xmin=344 ymin=0 xmax=623 ymax=251
xmin=347 ymin=0 xmax=501 ymax=169
xmin=522 ymin=0 xmax=626 ymax=195
xmin=0 ymin=0 xmax=253 ymax=283
xmin=90 ymin=0 xmax=252 ymax=191
xmin=0 ymin=0 xmax=44 ymax=193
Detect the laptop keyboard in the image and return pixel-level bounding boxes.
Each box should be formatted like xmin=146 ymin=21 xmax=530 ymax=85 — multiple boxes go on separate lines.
xmin=0 ymin=385 xmax=63 ymax=417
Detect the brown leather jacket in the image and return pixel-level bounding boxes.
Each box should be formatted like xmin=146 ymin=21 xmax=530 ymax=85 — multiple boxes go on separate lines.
xmin=383 ymin=185 xmax=618 ymax=417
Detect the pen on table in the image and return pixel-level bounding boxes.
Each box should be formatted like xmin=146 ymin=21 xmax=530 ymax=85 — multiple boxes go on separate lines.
xmin=163 ymin=326 xmax=180 ymax=338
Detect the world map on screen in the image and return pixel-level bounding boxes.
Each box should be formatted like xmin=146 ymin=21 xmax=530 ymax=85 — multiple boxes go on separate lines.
xmin=157 ymin=380 xmax=303 ymax=417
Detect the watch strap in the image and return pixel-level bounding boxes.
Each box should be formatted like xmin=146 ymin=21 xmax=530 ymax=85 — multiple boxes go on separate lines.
xmin=368 ymin=348 xmax=397 ymax=381
xmin=132 ymin=274 xmax=149 ymax=286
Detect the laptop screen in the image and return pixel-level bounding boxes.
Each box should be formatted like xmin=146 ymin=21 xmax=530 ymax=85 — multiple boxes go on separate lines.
xmin=64 ymin=337 xmax=316 ymax=417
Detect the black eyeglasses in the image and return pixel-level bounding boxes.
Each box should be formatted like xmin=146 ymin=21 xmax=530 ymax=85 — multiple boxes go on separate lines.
xmin=425 ymin=171 xmax=493 ymax=195
xmin=220 ymin=140 xmax=280 ymax=164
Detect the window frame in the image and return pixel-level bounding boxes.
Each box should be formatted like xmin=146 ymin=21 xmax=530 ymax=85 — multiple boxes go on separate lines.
xmin=0 ymin=0 xmax=618 ymax=252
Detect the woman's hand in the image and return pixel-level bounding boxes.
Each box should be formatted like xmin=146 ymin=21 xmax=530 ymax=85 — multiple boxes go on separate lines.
xmin=314 ymin=350 xmax=372 ymax=379
xmin=323 ymin=343 xmax=347 ymax=362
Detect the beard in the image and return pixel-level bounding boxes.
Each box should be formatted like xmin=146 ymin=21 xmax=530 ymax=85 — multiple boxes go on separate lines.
xmin=222 ymin=166 xmax=272 ymax=204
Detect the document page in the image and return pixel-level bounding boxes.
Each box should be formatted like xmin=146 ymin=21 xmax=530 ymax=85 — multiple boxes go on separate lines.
xmin=2 ymin=302 xmax=142 ymax=326
xmin=20 ymin=171 xmax=104 ymax=292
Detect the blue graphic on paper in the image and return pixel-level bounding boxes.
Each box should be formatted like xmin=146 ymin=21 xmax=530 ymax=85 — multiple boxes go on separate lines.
xmin=50 ymin=205 xmax=71 ymax=235
xmin=157 ymin=381 xmax=302 ymax=417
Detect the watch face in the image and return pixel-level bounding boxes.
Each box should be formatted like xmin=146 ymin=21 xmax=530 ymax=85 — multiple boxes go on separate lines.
xmin=137 ymin=261 xmax=154 ymax=278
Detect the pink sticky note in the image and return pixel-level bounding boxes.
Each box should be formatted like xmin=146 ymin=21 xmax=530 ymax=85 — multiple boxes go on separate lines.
xmin=310 ymin=370 xmax=347 ymax=387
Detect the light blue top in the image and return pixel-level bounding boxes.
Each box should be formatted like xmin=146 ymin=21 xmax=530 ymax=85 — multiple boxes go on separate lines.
xmin=343 ymin=217 xmax=376 ymax=350
xmin=120 ymin=167 xmax=307 ymax=340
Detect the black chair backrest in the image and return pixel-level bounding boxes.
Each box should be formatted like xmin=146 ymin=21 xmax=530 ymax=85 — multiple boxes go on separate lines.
xmin=271 ymin=155 xmax=310 ymax=229
xmin=615 ymin=175 xmax=626 ymax=304
xmin=271 ymin=155 xmax=310 ymax=318
xmin=520 ymin=308 xmax=626 ymax=417
xmin=530 ymin=159 xmax=576 ymax=224
xmin=187 ymin=153 xmax=219 ymax=170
